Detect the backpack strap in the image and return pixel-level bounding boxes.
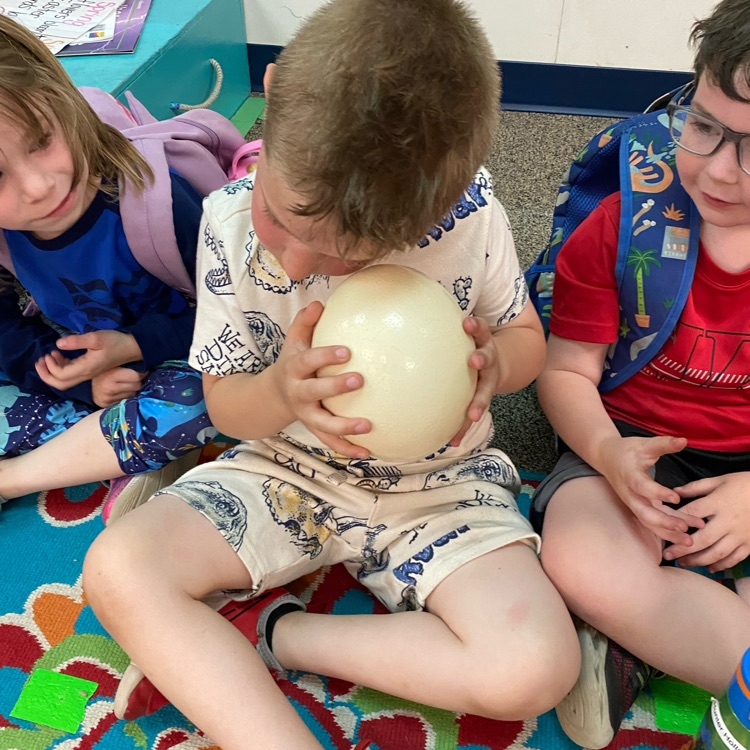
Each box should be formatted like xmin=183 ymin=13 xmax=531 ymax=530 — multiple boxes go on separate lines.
xmin=600 ymin=110 xmax=700 ymax=392
xmin=79 ymin=87 xmax=248 ymax=297
xmin=228 ymin=139 xmax=262 ymax=180
xmin=120 ymin=137 xmax=196 ymax=295
xmin=526 ymin=107 xmax=699 ymax=393
xmin=526 ymin=118 xmax=628 ymax=331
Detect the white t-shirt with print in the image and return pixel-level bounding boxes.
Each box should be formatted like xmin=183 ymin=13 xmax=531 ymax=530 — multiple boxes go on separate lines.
xmin=189 ymin=168 xmax=529 ymax=463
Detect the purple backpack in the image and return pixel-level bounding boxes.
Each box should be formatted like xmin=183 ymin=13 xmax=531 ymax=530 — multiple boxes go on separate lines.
xmin=0 ymin=87 xmax=262 ymax=300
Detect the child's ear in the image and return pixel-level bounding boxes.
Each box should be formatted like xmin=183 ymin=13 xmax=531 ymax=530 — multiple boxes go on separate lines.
xmin=263 ymin=64 xmax=276 ymax=98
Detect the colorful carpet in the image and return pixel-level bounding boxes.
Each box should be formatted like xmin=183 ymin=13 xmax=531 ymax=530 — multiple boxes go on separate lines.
xmin=0 ymin=469 xmax=699 ymax=750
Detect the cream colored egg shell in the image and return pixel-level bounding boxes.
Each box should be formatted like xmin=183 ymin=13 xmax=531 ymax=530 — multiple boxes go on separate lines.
xmin=312 ymin=264 xmax=477 ymax=462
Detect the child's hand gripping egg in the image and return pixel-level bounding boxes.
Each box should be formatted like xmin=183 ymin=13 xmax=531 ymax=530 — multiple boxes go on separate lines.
xmin=311 ymin=264 xmax=477 ymax=462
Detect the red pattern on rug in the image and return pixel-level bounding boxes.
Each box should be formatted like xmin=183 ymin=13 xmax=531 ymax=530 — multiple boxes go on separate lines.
xmin=0 ymin=475 xmax=694 ymax=749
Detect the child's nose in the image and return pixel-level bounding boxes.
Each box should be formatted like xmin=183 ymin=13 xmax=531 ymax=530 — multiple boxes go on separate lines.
xmin=19 ymin=167 xmax=54 ymax=202
xmin=705 ymin=140 xmax=741 ymax=183
xmin=282 ymin=247 xmax=321 ymax=281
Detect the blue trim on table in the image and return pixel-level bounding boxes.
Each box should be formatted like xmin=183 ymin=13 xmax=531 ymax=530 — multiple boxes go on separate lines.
xmin=247 ymin=43 xmax=692 ymax=119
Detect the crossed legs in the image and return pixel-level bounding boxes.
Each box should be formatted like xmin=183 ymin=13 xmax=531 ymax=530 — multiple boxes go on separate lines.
xmin=84 ymin=493 xmax=580 ymax=749
xmin=540 ymin=475 xmax=750 ymax=694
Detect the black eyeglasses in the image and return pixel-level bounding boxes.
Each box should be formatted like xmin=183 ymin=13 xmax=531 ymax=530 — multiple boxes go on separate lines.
xmin=667 ymin=100 xmax=750 ymax=176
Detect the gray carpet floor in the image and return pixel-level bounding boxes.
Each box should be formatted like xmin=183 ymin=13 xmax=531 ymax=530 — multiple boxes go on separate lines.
xmin=247 ymin=107 xmax=614 ymax=473
xmin=486 ymin=109 xmax=612 ymax=472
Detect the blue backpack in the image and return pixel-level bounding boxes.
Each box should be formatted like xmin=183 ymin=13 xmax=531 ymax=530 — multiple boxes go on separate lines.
xmin=526 ymin=91 xmax=700 ymax=392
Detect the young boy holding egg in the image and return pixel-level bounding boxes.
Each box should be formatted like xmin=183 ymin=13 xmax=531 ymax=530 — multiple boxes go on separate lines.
xmin=83 ymin=1 xmax=578 ymax=746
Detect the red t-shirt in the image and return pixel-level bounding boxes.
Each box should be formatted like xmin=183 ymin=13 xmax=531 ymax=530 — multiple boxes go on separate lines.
xmin=550 ymin=192 xmax=750 ymax=452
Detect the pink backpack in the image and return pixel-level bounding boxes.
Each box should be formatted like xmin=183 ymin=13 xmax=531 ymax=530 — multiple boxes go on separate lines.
xmin=0 ymin=87 xmax=262 ymax=300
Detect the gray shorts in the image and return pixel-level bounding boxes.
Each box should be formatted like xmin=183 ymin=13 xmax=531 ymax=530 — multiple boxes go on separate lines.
xmin=531 ymin=451 xmax=602 ymax=518
xmin=531 ymin=451 xmax=747 ymax=583
xmin=159 ymin=437 xmax=540 ymax=612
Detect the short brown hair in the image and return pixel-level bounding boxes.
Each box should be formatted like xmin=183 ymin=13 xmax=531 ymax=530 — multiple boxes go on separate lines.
xmin=263 ymin=0 xmax=500 ymax=256
xmin=691 ymin=0 xmax=750 ymax=103
xmin=0 ymin=14 xmax=152 ymax=195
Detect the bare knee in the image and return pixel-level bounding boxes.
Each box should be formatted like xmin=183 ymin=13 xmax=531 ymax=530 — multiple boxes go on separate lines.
xmin=84 ymin=494 xmax=252 ymax=634
xmin=84 ymin=497 xmax=191 ymax=627
xmin=457 ymin=627 xmax=581 ymax=721
xmin=83 ymin=520 xmax=159 ymax=632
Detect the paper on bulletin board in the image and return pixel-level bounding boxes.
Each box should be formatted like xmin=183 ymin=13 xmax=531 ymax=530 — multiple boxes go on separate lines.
xmin=0 ymin=0 xmax=125 ymax=53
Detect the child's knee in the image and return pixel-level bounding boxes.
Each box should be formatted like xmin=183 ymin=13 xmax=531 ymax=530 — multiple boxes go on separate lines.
xmin=83 ymin=522 xmax=157 ymax=621
xmin=461 ymin=628 xmax=581 ymax=720
xmin=84 ymin=530 xmax=127 ymax=609
xmin=519 ymin=629 xmax=581 ymax=716
xmin=466 ymin=669 xmax=574 ymax=721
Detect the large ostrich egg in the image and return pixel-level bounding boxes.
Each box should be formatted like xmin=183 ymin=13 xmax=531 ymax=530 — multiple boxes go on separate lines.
xmin=312 ymin=264 xmax=477 ymax=462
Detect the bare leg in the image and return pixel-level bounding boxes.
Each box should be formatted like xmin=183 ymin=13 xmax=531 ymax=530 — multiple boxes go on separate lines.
xmin=273 ymin=542 xmax=581 ymax=720
xmin=0 ymin=411 xmax=122 ymax=498
xmin=541 ymin=476 xmax=750 ymax=694
xmin=0 ymin=361 xmax=210 ymax=499
xmin=83 ymin=495 xmax=321 ymax=750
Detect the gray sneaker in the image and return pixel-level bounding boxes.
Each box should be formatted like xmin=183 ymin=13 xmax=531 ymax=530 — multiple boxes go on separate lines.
xmin=555 ymin=618 xmax=658 ymax=749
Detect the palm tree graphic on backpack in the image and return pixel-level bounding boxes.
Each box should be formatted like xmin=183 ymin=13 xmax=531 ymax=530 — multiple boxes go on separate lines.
xmin=626 ymin=247 xmax=662 ymax=328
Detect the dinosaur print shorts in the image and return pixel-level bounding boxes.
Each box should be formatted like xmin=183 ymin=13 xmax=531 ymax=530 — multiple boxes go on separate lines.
xmin=159 ymin=436 xmax=540 ymax=612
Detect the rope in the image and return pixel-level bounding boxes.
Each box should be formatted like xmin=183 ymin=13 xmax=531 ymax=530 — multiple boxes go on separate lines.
xmin=170 ymin=58 xmax=224 ymax=112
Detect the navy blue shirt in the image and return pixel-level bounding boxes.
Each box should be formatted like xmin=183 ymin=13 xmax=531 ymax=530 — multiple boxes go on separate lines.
xmin=0 ymin=173 xmax=202 ymax=404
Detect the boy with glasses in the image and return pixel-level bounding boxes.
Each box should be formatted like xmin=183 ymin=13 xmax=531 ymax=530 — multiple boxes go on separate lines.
xmin=530 ymin=0 xmax=750 ymax=746
xmin=668 ymin=89 xmax=750 ymax=176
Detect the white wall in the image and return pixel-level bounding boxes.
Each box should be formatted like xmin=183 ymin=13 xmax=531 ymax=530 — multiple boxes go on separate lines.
xmin=244 ymin=0 xmax=718 ymax=72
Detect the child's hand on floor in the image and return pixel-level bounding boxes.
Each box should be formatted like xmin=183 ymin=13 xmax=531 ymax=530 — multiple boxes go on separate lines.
xmin=664 ymin=472 xmax=750 ymax=572
xmin=599 ymin=434 xmax=705 ymax=546
xmin=275 ymin=301 xmax=371 ymax=459
xmin=36 ymin=330 xmax=142 ymax=389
